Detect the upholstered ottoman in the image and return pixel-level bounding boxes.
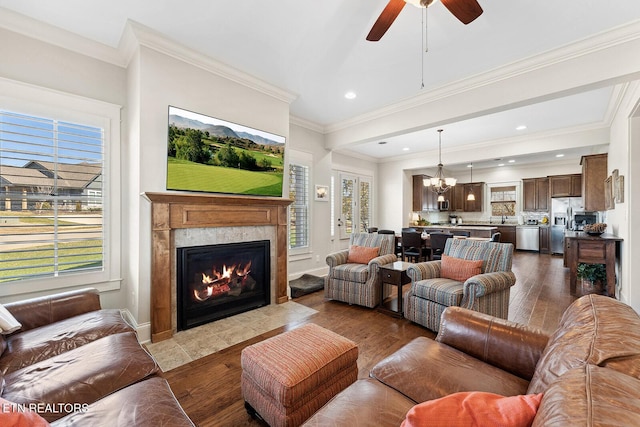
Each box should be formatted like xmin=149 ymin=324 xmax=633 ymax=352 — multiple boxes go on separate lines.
xmin=241 ymin=323 xmax=358 ymax=427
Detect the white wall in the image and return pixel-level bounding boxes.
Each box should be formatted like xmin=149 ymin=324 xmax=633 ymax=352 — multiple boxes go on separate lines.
xmin=287 ymin=123 xmax=332 ymax=278
xmin=607 ymin=81 xmax=640 ymax=311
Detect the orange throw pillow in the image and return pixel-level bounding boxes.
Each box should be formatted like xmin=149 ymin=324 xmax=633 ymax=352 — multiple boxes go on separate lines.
xmin=347 ymin=245 xmax=380 ymax=264
xmin=440 ymin=255 xmax=483 ymax=282
xmin=0 ymin=397 xmax=50 ymax=426
xmin=402 ymin=392 xmax=543 ymax=427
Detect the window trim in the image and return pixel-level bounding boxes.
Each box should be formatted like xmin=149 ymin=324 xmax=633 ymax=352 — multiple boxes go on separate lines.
xmin=0 ymin=77 xmax=122 ymax=297
xmin=288 ymin=150 xmax=312 ymax=256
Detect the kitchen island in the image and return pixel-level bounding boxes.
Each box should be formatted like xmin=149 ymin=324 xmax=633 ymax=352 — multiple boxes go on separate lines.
xmin=564 ymin=231 xmax=623 ymax=297
xmin=414 ymin=225 xmax=498 ymax=239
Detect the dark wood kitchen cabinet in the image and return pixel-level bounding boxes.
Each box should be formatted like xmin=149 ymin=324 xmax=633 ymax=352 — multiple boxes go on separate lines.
xmin=495 ymin=225 xmax=516 ymax=246
xmin=446 ymin=183 xmax=484 ymax=212
xmin=549 ymin=174 xmax=582 ymax=197
xmin=539 ymin=226 xmax=550 ymax=254
xmin=449 ymin=185 xmax=465 ymax=212
xmin=464 ymin=183 xmax=484 ymax=212
xmin=581 ymin=154 xmax=608 ymax=212
xmin=523 ymin=177 xmax=549 ymax=212
xmin=412 ymin=175 xmax=439 ymax=211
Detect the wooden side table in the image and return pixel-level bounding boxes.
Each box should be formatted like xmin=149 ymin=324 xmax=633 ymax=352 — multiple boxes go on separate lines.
xmin=565 ymin=232 xmax=622 ymax=297
xmin=378 ymin=261 xmax=412 ymax=317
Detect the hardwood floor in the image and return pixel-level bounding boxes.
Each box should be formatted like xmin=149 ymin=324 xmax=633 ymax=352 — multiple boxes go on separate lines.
xmin=162 ymin=251 xmax=576 ymax=427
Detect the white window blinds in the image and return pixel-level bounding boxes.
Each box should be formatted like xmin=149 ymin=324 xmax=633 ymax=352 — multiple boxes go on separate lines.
xmin=0 ymin=110 xmax=104 ymax=282
xmin=289 ymin=163 xmax=309 ymax=249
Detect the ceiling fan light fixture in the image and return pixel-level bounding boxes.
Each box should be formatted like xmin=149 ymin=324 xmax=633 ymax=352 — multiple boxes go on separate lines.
xmin=404 ymin=0 xmax=436 ymax=7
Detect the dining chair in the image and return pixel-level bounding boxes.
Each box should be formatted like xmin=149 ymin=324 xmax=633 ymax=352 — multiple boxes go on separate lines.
xmin=401 ymin=231 xmax=429 ymax=263
xmin=490 ymin=232 xmax=502 ymax=242
xmin=429 ymin=232 xmax=453 ymax=260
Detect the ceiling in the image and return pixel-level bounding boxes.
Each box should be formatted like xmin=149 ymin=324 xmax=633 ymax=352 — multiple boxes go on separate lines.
xmin=1 ymin=0 xmax=639 ymax=166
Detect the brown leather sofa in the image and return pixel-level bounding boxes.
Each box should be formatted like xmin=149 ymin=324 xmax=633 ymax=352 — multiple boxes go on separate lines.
xmin=0 ymin=288 xmax=194 ymax=426
xmin=304 ymin=294 xmax=640 ymax=426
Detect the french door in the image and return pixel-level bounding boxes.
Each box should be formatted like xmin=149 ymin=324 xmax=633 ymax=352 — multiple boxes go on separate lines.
xmin=338 ymin=173 xmax=372 ymax=240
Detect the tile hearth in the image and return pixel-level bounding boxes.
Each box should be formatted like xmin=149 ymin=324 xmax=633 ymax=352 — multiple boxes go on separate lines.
xmin=145 ymin=301 xmax=318 ymax=372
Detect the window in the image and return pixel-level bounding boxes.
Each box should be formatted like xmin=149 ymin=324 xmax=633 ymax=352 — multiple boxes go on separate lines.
xmin=289 ymin=163 xmax=309 ymax=250
xmin=0 ymin=78 xmax=121 ymax=296
xmin=0 ymin=111 xmax=104 ymax=283
xmin=338 ymin=173 xmax=372 ymax=239
xmin=491 ymin=185 xmax=517 ymax=216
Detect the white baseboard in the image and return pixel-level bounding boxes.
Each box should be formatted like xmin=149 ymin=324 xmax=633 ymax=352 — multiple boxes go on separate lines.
xmin=121 ymin=308 xmax=151 ymax=344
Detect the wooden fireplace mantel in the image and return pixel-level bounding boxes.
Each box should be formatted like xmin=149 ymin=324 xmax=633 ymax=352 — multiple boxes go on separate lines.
xmin=144 ymin=192 xmax=293 ymax=343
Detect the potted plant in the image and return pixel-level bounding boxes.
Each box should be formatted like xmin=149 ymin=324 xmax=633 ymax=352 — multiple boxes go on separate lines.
xmin=576 ymin=263 xmax=607 ymax=295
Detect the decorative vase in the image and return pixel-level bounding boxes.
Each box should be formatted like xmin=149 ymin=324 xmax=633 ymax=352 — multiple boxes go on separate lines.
xmin=580 ymin=279 xmax=605 ymax=296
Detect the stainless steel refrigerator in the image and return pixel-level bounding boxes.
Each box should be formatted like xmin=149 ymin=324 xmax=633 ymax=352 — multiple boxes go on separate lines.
xmin=550 ymin=197 xmax=584 ymax=254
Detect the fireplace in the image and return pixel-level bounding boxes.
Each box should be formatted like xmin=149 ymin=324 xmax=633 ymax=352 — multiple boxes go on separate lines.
xmin=176 ymin=240 xmax=271 ymax=330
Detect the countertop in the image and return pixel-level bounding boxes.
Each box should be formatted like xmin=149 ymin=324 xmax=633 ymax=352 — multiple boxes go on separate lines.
xmin=416 ymin=225 xmax=498 ymax=231
xmin=564 ymin=231 xmax=623 ymax=241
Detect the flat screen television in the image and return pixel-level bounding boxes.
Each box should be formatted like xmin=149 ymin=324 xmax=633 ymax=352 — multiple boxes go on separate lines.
xmin=167 ymin=106 xmax=286 ymax=197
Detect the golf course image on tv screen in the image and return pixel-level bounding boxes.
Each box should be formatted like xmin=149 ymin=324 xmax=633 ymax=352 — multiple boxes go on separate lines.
xmin=166 ymin=106 xmax=286 ymax=197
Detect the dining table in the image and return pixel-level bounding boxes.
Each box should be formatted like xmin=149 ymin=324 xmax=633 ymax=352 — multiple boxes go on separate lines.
xmin=394 ymin=233 xmax=491 ymax=262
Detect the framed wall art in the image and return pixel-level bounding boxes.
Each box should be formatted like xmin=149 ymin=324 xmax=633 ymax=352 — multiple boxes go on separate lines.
xmin=612 ymin=169 xmax=624 ymax=203
xmin=604 ymin=175 xmax=614 ymax=210
xmin=315 ymin=185 xmax=329 ymax=201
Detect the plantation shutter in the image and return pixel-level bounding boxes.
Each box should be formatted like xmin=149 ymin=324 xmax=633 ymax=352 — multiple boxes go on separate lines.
xmin=289 ymin=163 xmax=309 ymax=249
xmin=0 ymin=110 xmax=104 ymax=282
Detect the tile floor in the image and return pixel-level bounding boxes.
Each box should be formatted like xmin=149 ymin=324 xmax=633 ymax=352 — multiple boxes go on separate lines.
xmin=145 ymin=301 xmax=318 ymax=372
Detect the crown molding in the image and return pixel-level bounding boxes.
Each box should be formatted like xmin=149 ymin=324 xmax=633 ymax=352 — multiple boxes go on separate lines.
xmin=289 ymin=115 xmax=324 ymax=133
xmin=325 ymin=19 xmax=640 ymax=135
xmin=121 ymin=20 xmax=297 ymax=105
xmin=0 ymin=8 xmax=297 ymax=105
xmin=0 ymin=7 xmax=125 ymax=67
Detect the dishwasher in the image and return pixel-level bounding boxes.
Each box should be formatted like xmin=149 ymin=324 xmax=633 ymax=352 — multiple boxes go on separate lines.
xmin=516 ymin=226 xmax=540 ymax=251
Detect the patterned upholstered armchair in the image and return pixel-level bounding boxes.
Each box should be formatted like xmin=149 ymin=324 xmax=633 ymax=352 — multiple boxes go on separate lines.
xmin=324 ymin=233 xmax=397 ymax=308
xmin=404 ymin=238 xmax=516 ymax=332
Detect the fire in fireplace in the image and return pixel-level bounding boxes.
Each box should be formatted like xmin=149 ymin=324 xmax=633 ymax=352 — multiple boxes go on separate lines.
xmin=177 ymin=240 xmax=270 ymax=330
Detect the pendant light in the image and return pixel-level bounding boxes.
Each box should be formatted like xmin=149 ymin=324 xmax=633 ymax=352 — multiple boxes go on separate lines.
xmin=467 ymin=162 xmax=475 ymax=201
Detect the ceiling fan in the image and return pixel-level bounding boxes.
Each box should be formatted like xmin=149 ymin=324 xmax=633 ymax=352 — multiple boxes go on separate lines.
xmin=366 ymin=0 xmax=483 ymax=41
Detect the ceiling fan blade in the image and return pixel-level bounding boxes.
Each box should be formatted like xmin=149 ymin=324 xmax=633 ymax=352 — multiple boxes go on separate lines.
xmin=366 ymin=0 xmax=407 ymax=41
xmin=441 ymin=0 xmax=483 ymax=24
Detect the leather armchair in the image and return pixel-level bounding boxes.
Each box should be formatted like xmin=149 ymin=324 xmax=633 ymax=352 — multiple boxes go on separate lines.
xmin=325 ymin=233 xmax=397 ymax=308
xmin=404 ymin=238 xmax=516 ymax=332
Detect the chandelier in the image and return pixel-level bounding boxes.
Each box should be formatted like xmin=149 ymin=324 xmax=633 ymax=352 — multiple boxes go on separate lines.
xmin=423 ymin=129 xmax=456 ymax=201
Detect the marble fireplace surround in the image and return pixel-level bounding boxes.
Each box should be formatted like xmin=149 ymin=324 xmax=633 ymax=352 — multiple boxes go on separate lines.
xmin=145 ymin=192 xmax=292 ymax=343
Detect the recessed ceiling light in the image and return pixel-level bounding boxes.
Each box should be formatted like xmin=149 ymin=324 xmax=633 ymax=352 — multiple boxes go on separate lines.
xmin=466 ymin=164 xmax=473 ymax=168
xmin=498 ymin=163 xmax=505 ymax=167
xmin=378 ymin=141 xmax=387 ymax=145
xmin=403 ymin=147 xmax=410 ymax=151
xmin=556 ymin=154 xmax=565 ymax=158
xmin=516 ymin=125 xmax=527 ymax=131
xmin=344 ymin=91 xmax=357 ymax=100
xmin=508 ymin=159 xmax=516 ymax=163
